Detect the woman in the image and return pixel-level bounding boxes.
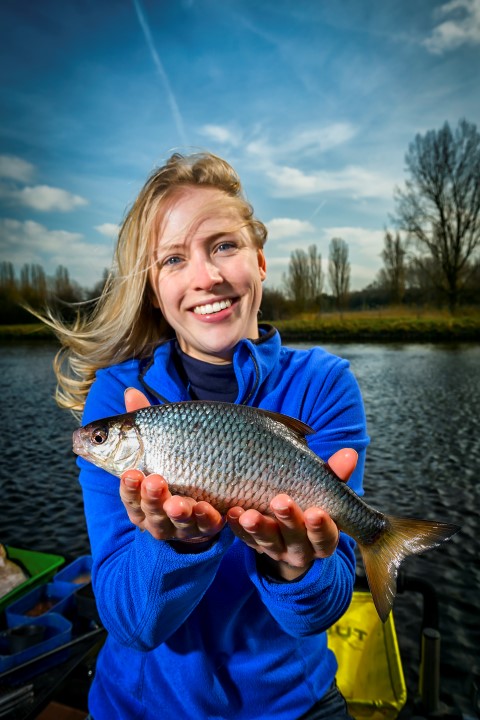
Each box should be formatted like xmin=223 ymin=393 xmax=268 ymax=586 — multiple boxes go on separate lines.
xmin=50 ymin=152 xmax=369 ymax=719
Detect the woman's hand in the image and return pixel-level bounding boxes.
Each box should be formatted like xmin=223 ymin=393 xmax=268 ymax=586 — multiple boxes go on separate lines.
xmin=120 ymin=470 xmax=225 ymax=543
xmin=119 ymin=388 xmax=224 ymax=543
xmin=226 ymin=449 xmax=357 ymax=581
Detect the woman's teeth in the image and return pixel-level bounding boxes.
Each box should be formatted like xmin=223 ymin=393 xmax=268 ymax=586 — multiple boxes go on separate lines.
xmin=193 ymin=299 xmax=232 ymax=315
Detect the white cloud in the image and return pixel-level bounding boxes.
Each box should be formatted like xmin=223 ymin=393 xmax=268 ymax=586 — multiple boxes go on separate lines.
xmin=0 ymin=218 xmax=112 ymax=287
xmin=266 ymin=165 xmax=395 ymax=199
xmin=266 ymin=218 xmax=315 ymax=240
xmin=245 ymin=122 xmax=357 ymax=163
xmin=282 ymin=124 xmax=357 ymax=155
xmin=424 ymin=0 xmax=480 ymax=53
xmin=199 ymin=124 xmax=241 ymax=146
xmin=95 ymin=222 xmax=120 ymax=239
xmin=0 ymin=155 xmax=35 ymax=183
xmin=16 ymin=185 xmax=88 ymax=211
xmin=0 ymin=219 xmax=83 ymax=256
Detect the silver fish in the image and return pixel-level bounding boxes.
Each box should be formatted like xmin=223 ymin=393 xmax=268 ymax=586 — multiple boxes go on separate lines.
xmin=73 ymin=401 xmax=459 ymax=621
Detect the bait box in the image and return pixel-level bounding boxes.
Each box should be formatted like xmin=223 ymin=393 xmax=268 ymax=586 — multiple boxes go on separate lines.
xmin=53 ymin=555 xmax=92 ymax=586
xmin=0 ymin=613 xmax=72 ymax=673
xmin=5 ymin=582 xmax=78 ymax=626
xmin=0 ymin=547 xmax=64 ymax=614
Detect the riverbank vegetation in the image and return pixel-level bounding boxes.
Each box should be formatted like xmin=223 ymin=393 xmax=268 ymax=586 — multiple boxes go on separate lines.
xmin=270 ymin=308 xmax=480 ymax=343
xmin=1 ymin=307 xmax=479 ymax=343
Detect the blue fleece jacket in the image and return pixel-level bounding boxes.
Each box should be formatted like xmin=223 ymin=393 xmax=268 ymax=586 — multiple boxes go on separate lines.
xmin=79 ymin=327 xmax=369 ymax=720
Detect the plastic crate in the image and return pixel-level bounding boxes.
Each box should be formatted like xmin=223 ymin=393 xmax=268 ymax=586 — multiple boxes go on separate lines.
xmin=0 ymin=547 xmax=64 ymax=614
xmin=5 ymin=582 xmax=78 ymax=626
xmin=53 ymin=555 xmax=92 ymax=586
xmin=0 ymin=613 xmax=72 ymax=673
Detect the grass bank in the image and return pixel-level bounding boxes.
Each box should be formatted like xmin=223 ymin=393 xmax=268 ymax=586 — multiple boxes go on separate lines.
xmin=267 ymin=308 xmax=480 ymax=343
xmin=0 ymin=323 xmax=54 ymax=339
xmin=1 ymin=310 xmax=479 ymax=343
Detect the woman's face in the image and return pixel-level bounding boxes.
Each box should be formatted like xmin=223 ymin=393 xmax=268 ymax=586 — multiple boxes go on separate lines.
xmin=150 ymin=186 xmax=266 ymax=364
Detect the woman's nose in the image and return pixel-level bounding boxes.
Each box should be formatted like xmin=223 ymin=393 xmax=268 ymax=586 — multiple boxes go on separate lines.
xmin=192 ymin=257 xmax=223 ymax=290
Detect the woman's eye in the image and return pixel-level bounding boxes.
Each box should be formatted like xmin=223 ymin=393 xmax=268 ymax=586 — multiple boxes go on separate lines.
xmin=216 ymin=241 xmax=237 ymax=253
xmin=163 ymin=256 xmax=182 ymax=267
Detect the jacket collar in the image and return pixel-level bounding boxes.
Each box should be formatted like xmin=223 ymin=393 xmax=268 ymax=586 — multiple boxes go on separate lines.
xmin=139 ymin=324 xmax=280 ymax=406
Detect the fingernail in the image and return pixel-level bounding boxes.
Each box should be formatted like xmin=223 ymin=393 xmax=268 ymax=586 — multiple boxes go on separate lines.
xmin=271 ymin=499 xmax=291 ymax=517
xmin=145 ymin=481 xmax=163 ymax=497
xmin=124 ymin=475 xmax=140 ymax=488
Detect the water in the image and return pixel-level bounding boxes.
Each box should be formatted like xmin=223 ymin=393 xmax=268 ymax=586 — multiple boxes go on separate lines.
xmin=0 ymin=339 xmax=479 ymax=714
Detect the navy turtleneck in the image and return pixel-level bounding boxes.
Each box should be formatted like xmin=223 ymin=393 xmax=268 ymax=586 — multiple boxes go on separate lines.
xmin=174 ymin=344 xmax=238 ymax=403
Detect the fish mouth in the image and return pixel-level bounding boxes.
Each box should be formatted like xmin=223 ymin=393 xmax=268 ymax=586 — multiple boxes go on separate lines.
xmin=72 ymin=429 xmax=84 ymax=456
xmin=192 ymin=298 xmax=235 ymax=316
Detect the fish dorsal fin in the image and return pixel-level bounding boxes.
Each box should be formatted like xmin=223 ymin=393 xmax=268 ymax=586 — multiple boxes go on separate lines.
xmin=257 ymin=408 xmax=315 ymax=444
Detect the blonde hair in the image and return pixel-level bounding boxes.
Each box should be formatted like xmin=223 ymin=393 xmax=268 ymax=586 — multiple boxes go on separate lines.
xmin=42 ymin=152 xmax=267 ymax=415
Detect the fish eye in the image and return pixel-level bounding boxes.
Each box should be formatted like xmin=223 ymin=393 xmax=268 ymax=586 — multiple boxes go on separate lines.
xmin=91 ymin=427 xmax=108 ymax=444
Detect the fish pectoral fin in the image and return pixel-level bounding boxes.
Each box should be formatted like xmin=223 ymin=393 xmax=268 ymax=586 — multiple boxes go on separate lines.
xmin=359 ymin=515 xmax=460 ymax=622
xmin=257 ymin=409 xmax=315 ymax=442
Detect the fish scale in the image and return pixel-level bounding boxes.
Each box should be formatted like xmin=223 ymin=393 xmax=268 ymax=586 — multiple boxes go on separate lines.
xmin=136 ymin=403 xmax=334 ymax=515
xmin=73 ymin=400 xmax=460 ymax=621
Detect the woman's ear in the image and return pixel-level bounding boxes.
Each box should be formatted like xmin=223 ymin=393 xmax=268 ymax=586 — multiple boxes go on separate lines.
xmin=257 ymin=250 xmax=267 ymax=281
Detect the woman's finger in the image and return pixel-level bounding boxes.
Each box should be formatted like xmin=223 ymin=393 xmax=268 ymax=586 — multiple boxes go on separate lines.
xmin=270 ymin=495 xmax=309 ymax=565
xmin=227 ymin=507 xmax=265 ymax=549
xmin=327 ymin=448 xmax=358 ymax=483
xmin=304 ymin=507 xmax=339 ymax=557
xmin=193 ymin=502 xmax=225 ymax=536
xmin=124 ymin=387 xmax=151 ymax=412
xmin=120 ymin=469 xmax=146 ymax=522
xmin=237 ymin=509 xmax=284 ymax=553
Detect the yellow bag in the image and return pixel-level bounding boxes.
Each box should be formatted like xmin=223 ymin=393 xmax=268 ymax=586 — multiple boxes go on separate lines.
xmin=327 ymin=592 xmax=407 ymax=720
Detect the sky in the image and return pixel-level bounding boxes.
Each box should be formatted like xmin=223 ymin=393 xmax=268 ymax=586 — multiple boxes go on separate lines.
xmin=0 ymin=0 xmax=479 ymax=293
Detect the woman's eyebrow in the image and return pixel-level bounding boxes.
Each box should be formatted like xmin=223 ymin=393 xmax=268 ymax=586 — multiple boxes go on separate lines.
xmin=154 ymin=242 xmax=185 ymax=257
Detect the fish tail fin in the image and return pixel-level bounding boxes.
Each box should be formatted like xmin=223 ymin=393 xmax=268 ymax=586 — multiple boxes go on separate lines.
xmin=358 ymin=516 xmax=459 ymax=623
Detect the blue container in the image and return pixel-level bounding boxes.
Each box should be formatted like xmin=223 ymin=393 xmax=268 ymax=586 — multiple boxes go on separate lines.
xmin=53 ymin=555 xmax=92 ymax=586
xmin=5 ymin=581 xmax=78 ymax=626
xmin=0 ymin=613 xmax=72 ymax=673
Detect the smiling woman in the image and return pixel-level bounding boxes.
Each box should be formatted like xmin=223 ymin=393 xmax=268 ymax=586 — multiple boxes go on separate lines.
xmin=36 ymin=151 xmax=370 ymax=720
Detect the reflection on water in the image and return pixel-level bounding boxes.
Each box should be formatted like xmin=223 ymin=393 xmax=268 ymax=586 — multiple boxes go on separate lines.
xmin=0 ymin=340 xmax=479 ymax=711
xmin=0 ymin=342 xmax=85 ymax=555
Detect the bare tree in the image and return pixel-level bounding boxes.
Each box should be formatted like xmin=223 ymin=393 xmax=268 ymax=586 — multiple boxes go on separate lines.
xmin=394 ymin=119 xmax=480 ymax=313
xmin=305 ymin=244 xmax=323 ymax=304
xmin=328 ymin=237 xmax=350 ymax=311
xmin=283 ymin=244 xmax=323 ymax=311
xmin=0 ymin=262 xmax=16 ymax=295
xmin=20 ymin=263 xmax=47 ymax=306
xmin=377 ymin=230 xmax=408 ymax=304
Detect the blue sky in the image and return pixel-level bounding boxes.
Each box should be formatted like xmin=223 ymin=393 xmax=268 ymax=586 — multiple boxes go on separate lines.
xmin=1 ymin=0 xmax=479 ymax=292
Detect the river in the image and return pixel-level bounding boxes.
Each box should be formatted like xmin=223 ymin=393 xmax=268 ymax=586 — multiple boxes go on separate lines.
xmin=0 ymin=339 xmax=479 ymax=715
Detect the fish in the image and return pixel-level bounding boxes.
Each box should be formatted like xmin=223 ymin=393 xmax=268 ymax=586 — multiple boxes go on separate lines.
xmin=72 ymin=400 xmax=460 ymax=621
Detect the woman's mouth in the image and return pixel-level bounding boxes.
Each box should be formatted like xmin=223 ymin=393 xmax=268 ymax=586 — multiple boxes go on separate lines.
xmin=193 ymin=299 xmax=233 ymax=316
